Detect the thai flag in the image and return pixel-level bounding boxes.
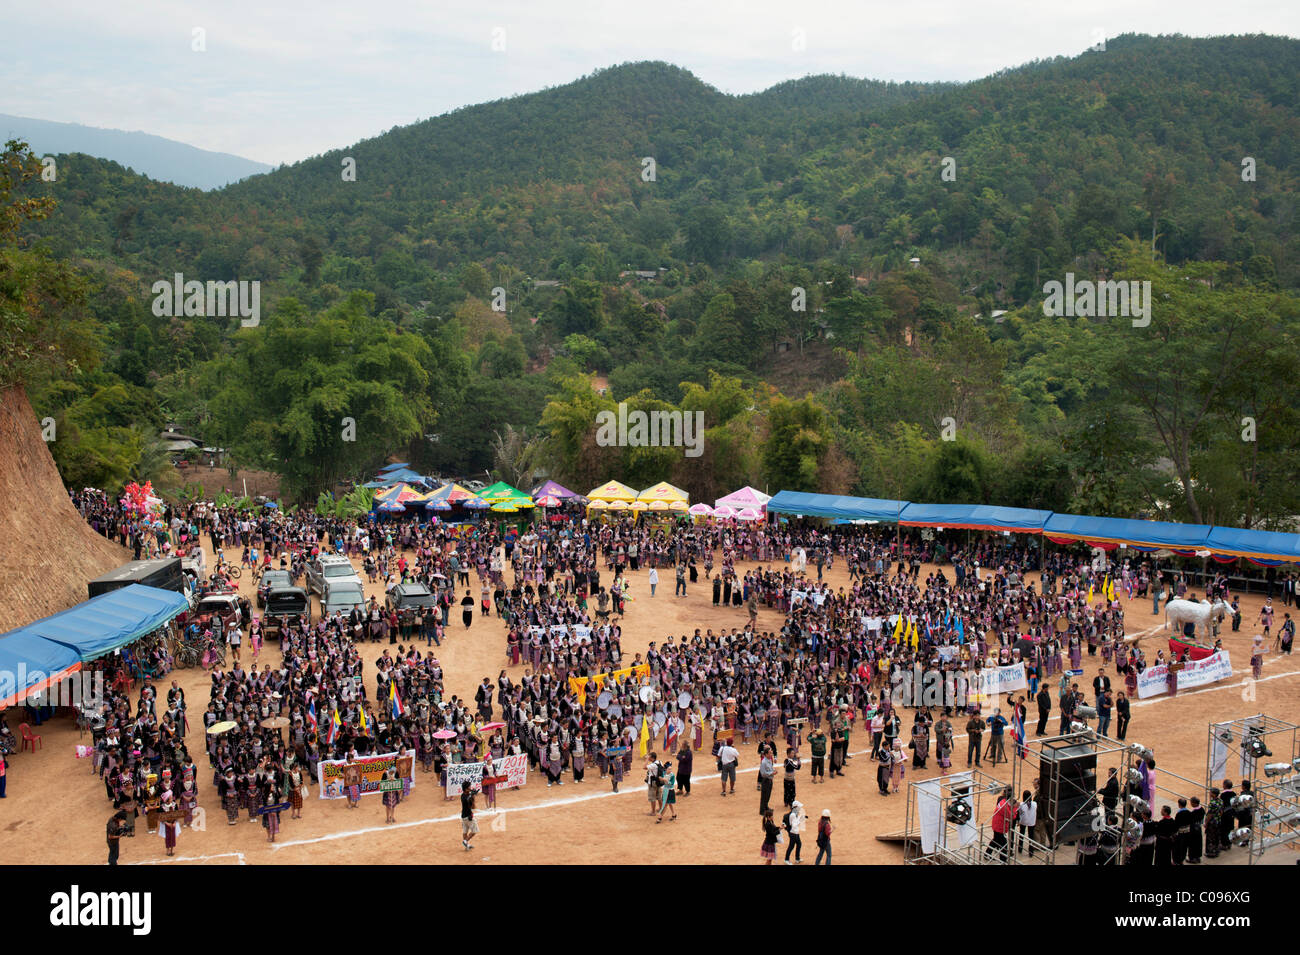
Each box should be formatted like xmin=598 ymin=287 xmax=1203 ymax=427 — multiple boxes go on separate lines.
xmin=390 ymin=681 xmax=404 ymax=719
xmin=327 ymin=708 xmax=341 ymax=744
xmin=665 ymin=718 xmax=679 ymax=750
xmin=1012 ymin=708 xmax=1026 ymax=759
xmin=307 ymin=699 xmax=318 ymax=733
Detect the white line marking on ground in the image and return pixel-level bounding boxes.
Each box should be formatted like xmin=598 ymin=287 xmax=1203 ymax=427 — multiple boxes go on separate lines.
xmin=128 ymin=851 xmax=247 ymax=865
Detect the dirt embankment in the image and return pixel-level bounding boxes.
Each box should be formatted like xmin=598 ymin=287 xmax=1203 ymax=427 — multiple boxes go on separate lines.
xmin=0 ymin=385 xmax=129 ymax=628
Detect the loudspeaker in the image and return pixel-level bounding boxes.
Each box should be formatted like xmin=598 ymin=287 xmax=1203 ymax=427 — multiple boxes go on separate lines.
xmin=1040 ymin=740 xmax=1098 ymax=845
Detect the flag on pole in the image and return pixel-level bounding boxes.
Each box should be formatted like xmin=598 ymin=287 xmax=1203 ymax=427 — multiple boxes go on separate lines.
xmin=638 ymin=714 xmax=650 ymax=757
xmin=1087 ymin=583 xmax=1094 ymax=604
xmin=307 ymin=699 xmax=318 ymax=733
xmin=328 ymin=708 xmax=341 ymax=745
xmin=1012 ymin=707 xmax=1026 ymax=759
xmin=955 ymin=617 xmax=965 ymax=644
xmin=665 ymin=718 xmax=679 ymax=750
xmin=359 ymin=705 xmax=368 ymax=736
xmin=892 ymin=614 xmax=904 ymax=644
xmin=389 ymin=681 xmax=404 ymax=719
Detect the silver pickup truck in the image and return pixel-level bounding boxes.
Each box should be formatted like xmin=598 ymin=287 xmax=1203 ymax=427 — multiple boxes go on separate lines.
xmin=305 ymin=554 xmax=363 ymax=596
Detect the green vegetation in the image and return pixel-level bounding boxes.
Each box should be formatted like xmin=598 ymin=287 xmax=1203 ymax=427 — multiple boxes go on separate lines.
xmin=6 ymin=34 xmax=1300 ymax=527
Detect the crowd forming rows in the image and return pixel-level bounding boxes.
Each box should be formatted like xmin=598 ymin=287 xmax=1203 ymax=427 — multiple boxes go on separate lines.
xmin=73 ymin=488 xmax=1261 ymax=855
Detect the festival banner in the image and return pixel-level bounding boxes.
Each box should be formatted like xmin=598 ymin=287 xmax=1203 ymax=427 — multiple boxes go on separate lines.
xmin=970 ymin=663 xmax=1027 ymax=701
xmin=444 ymin=753 xmax=528 ymax=797
xmin=530 ymin=624 xmax=593 ymax=641
xmin=791 ymin=590 xmax=827 ymax=607
xmin=316 ymin=749 xmax=416 ymax=800
xmin=568 ymin=663 xmax=650 ymax=705
xmin=1136 ymin=650 xmax=1233 ymax=699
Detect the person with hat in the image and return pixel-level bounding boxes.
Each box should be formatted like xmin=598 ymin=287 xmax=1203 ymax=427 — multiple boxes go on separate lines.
xmin=814 ymin=809 xmax=834 ymax=865
xmin=782 ymin=800 xmax=806 ymax=864
xmin=158 ymin=790 xmax=181 ymax=856
xmin=759 ymin=807 xmax=780 ymax=864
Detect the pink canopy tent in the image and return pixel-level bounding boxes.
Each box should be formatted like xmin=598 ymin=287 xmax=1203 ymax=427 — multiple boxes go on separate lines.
xmin=714 ymin=486 xmax=772 ymax=513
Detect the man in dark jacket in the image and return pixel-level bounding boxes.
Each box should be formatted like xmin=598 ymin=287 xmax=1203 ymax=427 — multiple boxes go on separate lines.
xmin=1036 ymin=686 xmax=1051 ymax=736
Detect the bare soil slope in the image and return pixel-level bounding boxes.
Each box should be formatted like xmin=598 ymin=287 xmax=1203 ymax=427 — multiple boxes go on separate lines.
xmin=0 ymin=385 xmax=129 ymax=628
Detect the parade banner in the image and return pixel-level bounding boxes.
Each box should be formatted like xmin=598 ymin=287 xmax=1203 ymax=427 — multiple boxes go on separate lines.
xmin=530 ymin=624 xmax=592 ymax=641
xmin=317 ymin=749 xmax=416 ymax=799
xmin=444 ymin=753 xmax=528 ymax=797
xmin=1136 ymin=650 xmax=1232 ymax=699
xmin=791 ymin=590 xmax=826 ymax=607
xmin=970 ymin=663 xmax=1027 ymax=701
xmin=569 ymin=663 xmax=650 ymax=705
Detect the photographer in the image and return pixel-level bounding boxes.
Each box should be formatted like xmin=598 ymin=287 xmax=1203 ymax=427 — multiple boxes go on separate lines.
xmin=106 ymin=809 xmax=132 ymax=866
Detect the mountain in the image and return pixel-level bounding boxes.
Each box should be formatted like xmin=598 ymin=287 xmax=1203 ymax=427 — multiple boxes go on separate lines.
xmin=0 ymin=114 xmax=273 ymax=190
xmin=9 ymin=34 xmax=1300 ymax=521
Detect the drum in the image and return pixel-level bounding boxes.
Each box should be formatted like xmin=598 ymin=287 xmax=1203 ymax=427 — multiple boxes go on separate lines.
xmin=639 ymin=685 xmax=654 ymax=704
xmin=596 ymin=691 xmax=612 ymax=710
xmin=676 ymin=691 xmax=692 ymax=710
xmin=653 ymin=712 xmax=667 ymax=729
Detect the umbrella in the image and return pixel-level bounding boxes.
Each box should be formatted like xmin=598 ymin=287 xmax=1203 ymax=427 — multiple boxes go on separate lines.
xmin=535 ymin=494 xmax=562 ymax=508
xmin=433 ymin=729 xmax=457 ymax=740
xmin=376 ymin=500 xmax=405 ymax=512
xmin=463 ymin=498 xmax=489 ymax=509
xmin=606 ymin=500 xmax=629 ymax=510
xmin=712 ymin=504 xmax=737 ymax=520
xmin=490 ymin=502 xmax=518 ymax=513
xmin=480 ymin=721 xmax=506 ymax=731
xmin=735 ymin=507 xmax=762 ymax=521
xmin=425 ymin=498 xmax=452 ymax=511
xmin=688 ymin=503 xmax=714 ymax=516
xmin=587 ymin=499 xmax=608 ymax=509
xmin=207 ymin=720 xmax=238 ymax=735
xmin=513 ymin=499 xmax=535 ymax=508
xmin=260 ymin=716 xmax=290 ymax=730
xmin=630 ymin=500 xmax=650 ymax=511
xmin=668 ymin=500 xmax=688 ymax=511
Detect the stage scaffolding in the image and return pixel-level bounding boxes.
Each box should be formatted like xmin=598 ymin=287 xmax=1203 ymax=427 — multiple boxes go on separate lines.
xmin=902 ymin=769 xmax=1053 ymax=864
xmin=1206 ymin=714 xmax=1300 ymax=863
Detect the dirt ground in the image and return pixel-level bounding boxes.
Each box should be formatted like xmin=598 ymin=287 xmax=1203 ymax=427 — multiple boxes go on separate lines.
xmin=5 ymin=541 xmax=1300 ymax=866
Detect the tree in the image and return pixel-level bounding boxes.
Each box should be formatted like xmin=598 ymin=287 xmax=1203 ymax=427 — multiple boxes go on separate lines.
xmin=761 ymin=395 xmax=834 ymax=493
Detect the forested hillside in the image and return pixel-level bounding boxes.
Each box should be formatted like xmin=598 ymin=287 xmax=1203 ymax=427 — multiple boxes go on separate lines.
xmin=7 ymin=33 xmax=1299 ymax=527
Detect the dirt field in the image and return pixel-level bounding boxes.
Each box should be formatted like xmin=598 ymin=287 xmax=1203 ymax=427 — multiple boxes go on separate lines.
xmin=5 ymin=540 xmax=1300 ymax=866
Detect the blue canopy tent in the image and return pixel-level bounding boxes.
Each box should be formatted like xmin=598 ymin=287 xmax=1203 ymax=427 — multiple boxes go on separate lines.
xmin=766 ymin=491 xmax=909 ymax=522
xmin=2 ymin=584 xmax=190 ymax=663
xmin=0 ymin=632 xmax=82 ymax=709
xmin=1203 ymin=526 xmax=1300 ymax=565
xmin=376 ymin=462 xmax=410 ymax=473
xmin=1043 ymin=514 xmax=1211 ymax=553
xmin=898 ymin=503 xmax=1052 ymax=534
xmin=371 ymin=468 xmax=427 ymax=486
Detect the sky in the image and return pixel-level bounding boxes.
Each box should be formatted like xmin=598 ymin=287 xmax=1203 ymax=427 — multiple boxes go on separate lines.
xmin=4 ymin=0 xmax=1298 ymax=166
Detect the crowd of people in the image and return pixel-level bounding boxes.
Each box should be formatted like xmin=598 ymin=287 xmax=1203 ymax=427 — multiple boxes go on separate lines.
xmin=64 ymin=486 xmax=1295 ymax=864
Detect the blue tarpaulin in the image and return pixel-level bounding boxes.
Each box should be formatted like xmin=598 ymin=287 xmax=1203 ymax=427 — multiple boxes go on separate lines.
xmin=1204 ymin=526 xmax=1300 ymax=563
xmin=766 ymin=491 xmax=908 ymax=522
xmin=1043 ymin=514 xmax=1211 ymax=550
xmin=0 ymin=632 xmax=82 ymax=709
xmin=0 ymin=584 xmax=189 ymax=663
xmin=898 ymin=503 xmax=1052 ymax=533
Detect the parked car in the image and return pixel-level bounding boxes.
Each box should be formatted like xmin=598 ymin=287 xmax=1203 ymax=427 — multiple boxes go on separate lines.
xmin=193 ymin=592 xmax=243 ymax=627
xmin=321 ymin=579 xmax=365 ymax=617
xmin=386 ymin=582 xmax=437 ymax=612
xmin=264 ymin=585 xmax=310 ymax=621
xmin=257 ymin=569 xmax=292 ymax=607
xmin=305 ymin=554 xmax=363 ymax=596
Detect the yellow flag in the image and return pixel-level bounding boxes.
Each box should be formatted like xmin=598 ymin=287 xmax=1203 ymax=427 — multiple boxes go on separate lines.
xmin=909 ymin=620 xmax=919 ymax=650
xmin=638 ymin=715 xmax=650 ymax=757
xmin=1087 ymin=583 xmax=1094 ymax=604
xmin=893 ymin=614 xmax=904 ymax=644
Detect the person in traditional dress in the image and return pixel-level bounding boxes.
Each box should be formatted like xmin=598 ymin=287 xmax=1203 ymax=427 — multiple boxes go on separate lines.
xmin=889 ymin=738 xmax=906 ymax=794
xmin=910 ymin=711 xmax=931 ymax=769
xmin=876 ymin=745 xmax=892 ymax=796
xmin=606 ymin=743 xmax=624 ymax=793
xmin=382 ymin=767 xmax=401 ymax=823
xmin=1250 ymin=634 xmax=1266 ymax=680
xmin=262 ymin=791 xmax=281 ymax=842
xmin=480 ymin=753 xmax=498 ymax=810
xmin=287 ymin=764 xmax=306 ymax=819
xmin=935 ymin=716 xmax=953 ymax=771
xmin=158 ymin=791 xmax=180 ymax=856
xmin=657 ymin=758 xmax=678 ymax=822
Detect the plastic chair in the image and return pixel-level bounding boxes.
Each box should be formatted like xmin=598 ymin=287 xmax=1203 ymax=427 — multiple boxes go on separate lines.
xmin=19 ymin=722 xmax=42 ymax=752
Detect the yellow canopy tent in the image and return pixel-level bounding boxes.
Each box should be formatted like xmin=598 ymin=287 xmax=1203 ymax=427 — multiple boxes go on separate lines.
xmin=587 ymin=481 xmax=640 ymax=503
xmin=637 ymin=481 xmax=690 ymax=504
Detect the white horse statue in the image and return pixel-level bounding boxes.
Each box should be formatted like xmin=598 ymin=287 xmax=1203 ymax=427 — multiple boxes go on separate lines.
xmin=1165 ymin=598 xmax=1230 ymax=642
